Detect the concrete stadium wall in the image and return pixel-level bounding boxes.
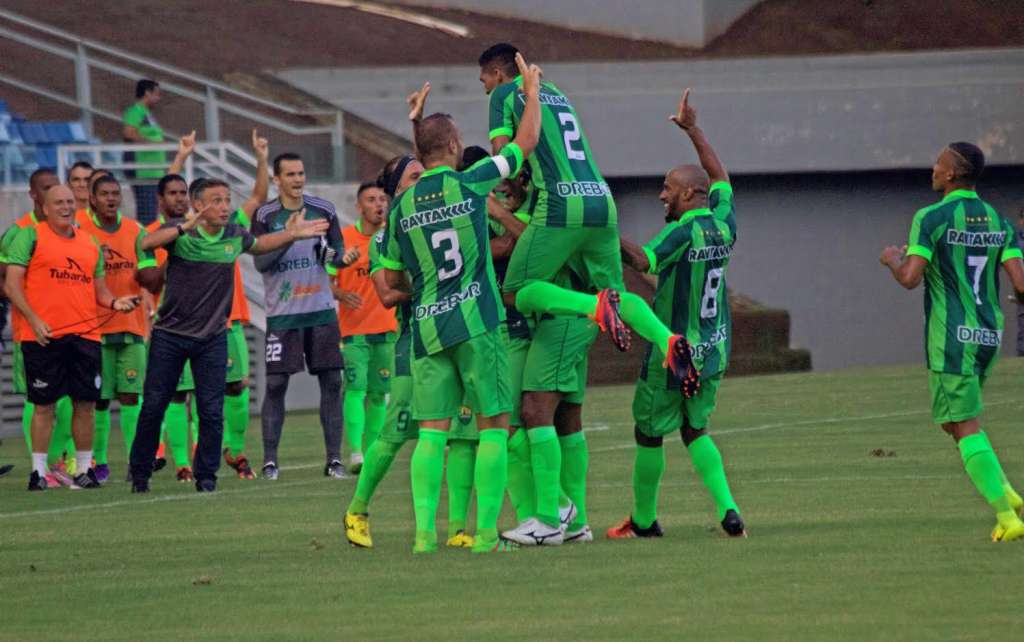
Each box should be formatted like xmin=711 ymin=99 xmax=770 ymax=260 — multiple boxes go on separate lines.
xmin=611 ymin=166 xmax=1024 ymax=371
xmin=395 ymin=0 xmax=759 ymax=46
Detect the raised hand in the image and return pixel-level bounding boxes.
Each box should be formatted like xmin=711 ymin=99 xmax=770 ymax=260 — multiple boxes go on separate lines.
xmin=181 ymin=206 xmax=204 ymax=231
xmin=670 ymin=88 xmax=697 ymax=130
xmin=407 ymin=82 xmax=431 ymax=122
xmin=252 ymin=128 xmax=269 ymax=161
xmin=286 ymin=209 xmax=330 ymax=239
xmin=879 ymin=245 xmax=907 ymax=267
xmin=515 ymin=52 xmax=543 ymax=98
xmin=178 ymin=130 xmax=197 ymax=156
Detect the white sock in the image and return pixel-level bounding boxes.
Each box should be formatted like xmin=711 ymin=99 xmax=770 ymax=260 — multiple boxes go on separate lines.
xmin=32 ymin=453 xmax=48 ymax=476
xmin=75 ymin=450 xmax=93 ymax=475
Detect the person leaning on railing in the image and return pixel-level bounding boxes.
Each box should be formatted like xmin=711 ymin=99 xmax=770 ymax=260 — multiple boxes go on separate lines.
xmin=122 ymin=79 xmax=165 ymax=225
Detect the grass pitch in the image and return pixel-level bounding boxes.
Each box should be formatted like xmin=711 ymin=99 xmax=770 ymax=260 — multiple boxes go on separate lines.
xmin=2 ymin=359 xmax=1024 ymax=640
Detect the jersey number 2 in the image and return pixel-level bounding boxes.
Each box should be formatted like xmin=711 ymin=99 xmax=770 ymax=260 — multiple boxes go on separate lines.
xmin=967 ymin=255 xmax=988 ymax=305
xmin=558 ymin=112 xmax=586 ymax=161
xmin=700 ymin=268 xmax=724 ymax=319
xmin=431 ymin=229 xmax=463 ymax=281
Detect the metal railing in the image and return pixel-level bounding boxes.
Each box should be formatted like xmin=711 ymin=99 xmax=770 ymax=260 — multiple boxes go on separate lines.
xmin=0 ymin=8 xmax=345 ymax=176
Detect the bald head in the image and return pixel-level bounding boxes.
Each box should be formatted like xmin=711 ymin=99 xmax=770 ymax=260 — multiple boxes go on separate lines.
xmin=42 ymin=184 xmax=75 ymax=231
xmin=415 ymin=113 xmax=462 ymax=166
xmin=660 ymin=164 xmax=710 ymax=220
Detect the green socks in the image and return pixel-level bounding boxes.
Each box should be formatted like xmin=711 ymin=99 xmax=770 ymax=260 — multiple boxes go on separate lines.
xmin=165 ymin=401 xmax=191 ymax=468
xmin=365 ymin=393 xmax=387 ymax=449
xmin=51 ymin=397 xmax=75 ymax=466
xmin=344 ymin=389 xmax=367 ymax=456
xmin=959 ymin=433 xmax=1012 ymax=514
xmin=506 ymin=428 xmax=536 ymax=522
xmin=633 ymin=444 xmax=665 ymax=529
xmin=348 ymin=439 xmax=402 ymax=515
xmin=559 ymin=431 xmax=589 ymax=529
xmin=474 ymin=429 xmax=509 ymax=546
xmin=446 ymin=438 xmax=476 ymax=537
xmin=619 ymin=292 xmax=673 ymax=357
xmin=93 ymin=408 xmax=111 ymax=466
xmin=120 ymin=403 xmax=141 ymax=456
xmin=528 ymin=426 xmax=562 ymax=528
xmin=410 ymin=429 xmax=447 ymax=550
xmin=687 ymin=433 xmax=739 ymax=519
xmin=223 ymin=389 xmax=250 ymax=457
xmin=189 ymin=397 xmax=198 ymax=447
xmin=515 ymin=281 xmax=597 ymax=317
xmin=978 ymin=431 xmax=1022 ymax=508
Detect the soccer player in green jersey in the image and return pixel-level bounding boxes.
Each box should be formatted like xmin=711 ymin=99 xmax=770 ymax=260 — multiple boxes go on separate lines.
xmin=478 ymin=43 xmax=698 ymax=391
xmin=880 ymin=141 xmax=1024 ymax=542
xmin=374 ymin=53 xmax=542 ymax=554
xmin=610 ymin=89 xmax=745 ymax=540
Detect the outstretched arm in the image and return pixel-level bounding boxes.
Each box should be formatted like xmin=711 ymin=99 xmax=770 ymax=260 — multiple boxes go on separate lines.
xmin=248 ymin=211 xmax=329 ymax=255
xmin=670 ymin=88 xmax=728 ymax=184
xmin=880 ymin=245 xmax=926 ymax=290
xmin=141 ymin=209 xmax=202 ymax=251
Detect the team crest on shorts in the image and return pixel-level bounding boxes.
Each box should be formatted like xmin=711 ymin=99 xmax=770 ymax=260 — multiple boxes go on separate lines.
xmin=378 ymin=367 xmax=391 ymax=381
xmin=125 ymin=369 xmax=138 ymax=382
xmin=458 ymin=405 xmax=473 ymax=425
xmin=226 ymin=358 xmax=234 ymax=368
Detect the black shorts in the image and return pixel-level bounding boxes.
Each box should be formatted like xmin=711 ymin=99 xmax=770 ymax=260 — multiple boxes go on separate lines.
xmin=22 ymin=335 xmax=102 ymax=405
xmin=264 ymin=323 xmax=342 ymax=375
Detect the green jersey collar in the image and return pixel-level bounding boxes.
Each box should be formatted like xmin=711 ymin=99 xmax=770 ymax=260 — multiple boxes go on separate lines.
xmin=90 ymin=210 xmax=122 ymax=230
xmin=678 ymin=206 xmax=712 ymax=224
xmin=29 ymin=211 xmax=40 ymax=224
xmin=942 ymin=189 xmax=978 ymax=202
xmin=197 ymin=223 xmax=224 ymax=242
xmin=420 ymin=165 xmax=453 ymax=178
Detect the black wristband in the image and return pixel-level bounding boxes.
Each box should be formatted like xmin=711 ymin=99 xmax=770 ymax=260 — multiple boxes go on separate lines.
xmin=176 ymin=224 xmax=185 ymax=236
xmin=110 ymin=299 xmax=117 ymax=310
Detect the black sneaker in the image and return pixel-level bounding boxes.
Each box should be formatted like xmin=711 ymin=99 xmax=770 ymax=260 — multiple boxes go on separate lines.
xmin=721 ymin=509 xmax=747 ymax=538
xmin=73 ymin=468 xmax=102 ymax=489
xmin=607 ymin=516 xmax=664 ymax=539
xmin=131 ymin=478 xmax=150 ymax=493
xmin=195 ymin=478 xmax=217 ymax=493
xmin=27 ymin=470 xmax=47 ymax=491
xmin=152 ymin=457 xmax=167 ymax=472
xmin=324 ymin=460 xmax=347 ymax=479
xmin=0 ymin=463 xmax=14 ymax=478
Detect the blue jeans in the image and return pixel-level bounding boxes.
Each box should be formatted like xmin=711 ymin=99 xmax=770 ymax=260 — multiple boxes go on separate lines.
xmin=130 ymin=329 xmax=227 ymax=483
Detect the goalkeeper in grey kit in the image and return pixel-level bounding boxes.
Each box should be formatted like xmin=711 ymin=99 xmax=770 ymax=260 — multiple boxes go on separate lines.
xmin=253 ymin=152 xmax=358 ymax=480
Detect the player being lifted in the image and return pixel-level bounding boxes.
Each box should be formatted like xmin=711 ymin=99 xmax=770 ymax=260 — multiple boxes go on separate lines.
xmin=611 ymin=90 xmax=745 ymax=539
xmin=374 ymin=53 xmax=542 ymax=553
xmin=880 ymin=142 xmax=1024 ymax=542
xmin=479 ymin=44 xmax=697 ymax=384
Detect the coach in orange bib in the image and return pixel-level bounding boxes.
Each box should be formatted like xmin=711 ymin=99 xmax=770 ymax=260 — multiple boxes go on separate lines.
xmin=4 ymin=185 xmax=140 ymax=491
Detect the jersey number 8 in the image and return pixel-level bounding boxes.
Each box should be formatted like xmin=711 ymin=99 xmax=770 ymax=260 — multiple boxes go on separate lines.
xmin=431 ymin=229 xmax=464 ymax=281
xmin=700 ymin=268 xmax=724 ymax=319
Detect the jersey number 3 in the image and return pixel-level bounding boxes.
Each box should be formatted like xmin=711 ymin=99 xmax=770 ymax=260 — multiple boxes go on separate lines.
xmin=558 ymin=112 xmax=586 ymax=161
xmin=431 ymin=229 xmax=463 ymax=281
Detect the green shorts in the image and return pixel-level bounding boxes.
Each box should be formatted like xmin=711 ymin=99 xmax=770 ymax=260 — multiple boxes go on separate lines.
xmin=929 ymin=372 xmax=985 ymax=424
xmin=100 ymin=341 xmax=146 ymax=398
xmin=507 ymin=335 xmax=531 ymax=427
xmin=633 ymin=373 xmax=723 ymax=438
xmin=12 ymin=341 xmax=26 ymax=395
xmin=503 ymin=224 xmax=624 ymax=294
xmin=411 ymin=328 xmax=511 ymax=421
xmin=226 ymin=321 xmax=250 ymax=384
xmin=522 ymin=316 xmax=598 ymax=405
xmin=342 ymin=336 xmax=395 ymax=395
xmin=377 ymin=375 xmax=418 ymax=444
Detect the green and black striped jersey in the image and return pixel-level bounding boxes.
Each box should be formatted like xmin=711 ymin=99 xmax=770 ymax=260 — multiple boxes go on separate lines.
xmin=378 ymin=144 xmax=524 ymax=357
xmin=642 ymin=182 xmax=736 ymax=384
xmin=488 ymin=77 xmax=616 ymax=228
xmin=905 ymin=189 xmax=1022 ymax=376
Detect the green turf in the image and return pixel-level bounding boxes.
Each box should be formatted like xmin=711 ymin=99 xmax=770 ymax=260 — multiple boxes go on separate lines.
xmin=2 ymin=359 xmax=1024 ymax=640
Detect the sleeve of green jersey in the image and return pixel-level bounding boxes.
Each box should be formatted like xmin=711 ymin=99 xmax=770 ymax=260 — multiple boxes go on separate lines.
xmin=5 ymin=226 xmax=37 ymax=267
xmin=92 ymin=239 xmax=105 ymax=278
xmin=1001 ymin=218 xmax=1023 ymax=263
xmin=461 ymin=143 xmax=525 ymax=196
xmin=367 ymin=233 xmax=382 ymax=274
xmin=232 ymin=208 xmax=253 ymax=230
xmin=488 ymin=83 xmax=516 ymax=141
xmin=123 ymin=103 xmax=145 ymax=127
xmin=0 ymin=224 xmax=22 ymax=263
xmin=642 ymin=221 xmax=688 ymax=275
xmin=709 ymin=182 xmax=733 ymax=218
xmin=906 ymin=207 xmax=940 ymax=262
xmin=136 ymin=228 xmax=158 ymax=269
xmin=376 ymin=207 xmax=405 ymax=272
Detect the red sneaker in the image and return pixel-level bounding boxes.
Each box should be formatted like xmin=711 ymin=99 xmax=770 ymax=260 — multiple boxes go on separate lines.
xmin=592 ymin=289 xmax=631 ymax=352
xmin=664 ymin=335 xmax=701 ymax=398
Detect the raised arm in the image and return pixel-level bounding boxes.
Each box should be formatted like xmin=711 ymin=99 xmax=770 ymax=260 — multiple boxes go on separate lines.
xmin=240 ymin=129 xmax=270 ymax=218
xmin=671 ymin=88 xmax=728 ymax=184
xmin=141 ymin=209 xmax=201 ymax=251
xmin=510 ymin=53 xmax=542 ymax=160
xmin=168 ymin=130 xmax=196 ymax=175
xmin=408 ymin=82 xmax=431 ymax=150
xmin=248 ymin=210 xmax=329 ymax=256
